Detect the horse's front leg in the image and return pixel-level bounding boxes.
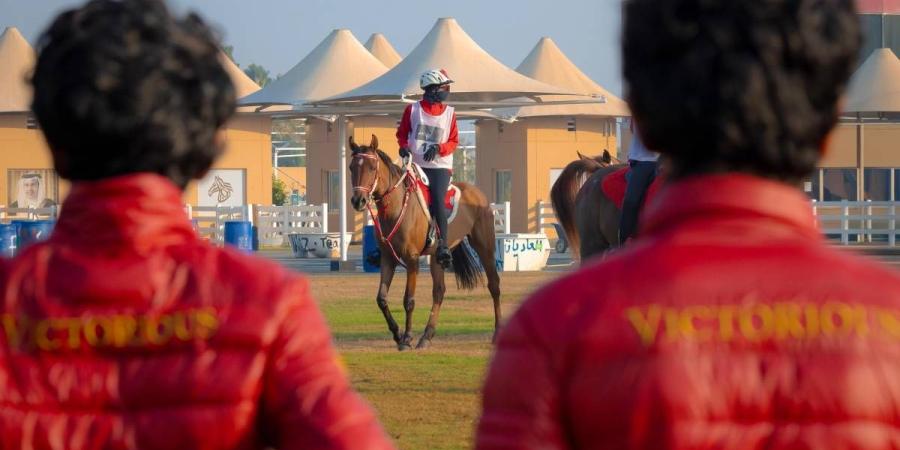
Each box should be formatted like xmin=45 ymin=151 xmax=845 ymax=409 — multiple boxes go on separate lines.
xmin=376 ymin=256 xmax=401 ymax=345
xmin=399 ymin=262 xmax=418 ymax=351
xmin=416 ymin=257 xmax=446 ymax=349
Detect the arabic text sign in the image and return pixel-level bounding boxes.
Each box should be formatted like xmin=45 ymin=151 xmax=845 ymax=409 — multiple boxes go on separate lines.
xmin=495 ymin=234 xmax=551 ymax=272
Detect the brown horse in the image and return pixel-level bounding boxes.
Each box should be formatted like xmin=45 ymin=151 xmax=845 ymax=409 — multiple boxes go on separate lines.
xmin=550 ymin=150 xmax=625 ymax=261
xmin=348 ymin=135 xmax=502 ymax=350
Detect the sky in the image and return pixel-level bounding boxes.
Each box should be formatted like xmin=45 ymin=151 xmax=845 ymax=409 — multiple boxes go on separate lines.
xmin=0 ymin=0 xmax=625 ymax=95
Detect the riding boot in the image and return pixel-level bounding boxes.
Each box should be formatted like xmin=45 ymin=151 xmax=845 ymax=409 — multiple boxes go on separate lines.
xmin=436 ymin=240 xmax=452 ymax=269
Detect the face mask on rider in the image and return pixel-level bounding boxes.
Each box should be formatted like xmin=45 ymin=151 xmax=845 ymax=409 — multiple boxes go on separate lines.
xmin=424 ymin=86 xmax=449 ymax=103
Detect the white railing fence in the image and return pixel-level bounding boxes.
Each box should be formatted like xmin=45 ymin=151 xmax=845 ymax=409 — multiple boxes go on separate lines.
xmin=813 ymin=200 xmax=900 ymax=246
xmin=185 ymin=205 xmax=249 ymax=242
xmin=7 ymin=201 xmax=899 ymax=248
xmin=536 ymin=201 xmax=557 ymax=234
xmin=254 ymin=203 xmax=328 ymax=246
xmin=490 ymin=201 xmax=511 ymax=235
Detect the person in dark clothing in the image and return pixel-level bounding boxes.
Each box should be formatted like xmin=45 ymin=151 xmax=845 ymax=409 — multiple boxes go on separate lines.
xmin=619 ymin=121 xmax=659 ymax=244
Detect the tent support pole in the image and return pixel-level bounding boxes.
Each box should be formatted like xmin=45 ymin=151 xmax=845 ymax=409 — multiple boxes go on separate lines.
xmin=338 ymin=115 xmax=349 ymax=263
xmin=857 ymin=113 xmax=864 ymax=203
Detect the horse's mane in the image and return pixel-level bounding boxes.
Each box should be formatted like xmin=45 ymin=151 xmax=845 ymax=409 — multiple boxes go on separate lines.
xmin=375 ymin=148 xmax=402 ymax=179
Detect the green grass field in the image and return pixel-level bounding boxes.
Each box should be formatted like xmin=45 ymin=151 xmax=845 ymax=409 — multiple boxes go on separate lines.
xmin=309 ymin=271 xmax=559 ymax=450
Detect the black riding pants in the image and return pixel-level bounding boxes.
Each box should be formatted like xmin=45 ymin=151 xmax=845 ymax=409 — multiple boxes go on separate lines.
xmin=619 ymin=160 xmax=658 ymax=243
xmin=422 ymin=168 xmax=450 ymax=243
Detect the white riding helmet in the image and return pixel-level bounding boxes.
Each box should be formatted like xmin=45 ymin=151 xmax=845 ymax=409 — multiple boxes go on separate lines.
xmin=419 ymin=69 xmax=454 ymax=89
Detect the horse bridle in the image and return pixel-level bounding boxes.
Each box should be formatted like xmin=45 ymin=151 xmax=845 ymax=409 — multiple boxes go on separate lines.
xmin=351 ymin=151 xmax=409 ymax=206
xmin=350 ymin=150 xmax=415 ymax=268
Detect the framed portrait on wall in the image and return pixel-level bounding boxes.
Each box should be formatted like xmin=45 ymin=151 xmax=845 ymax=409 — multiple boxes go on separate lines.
xmin=198 ymin=169 xmax=246 ymax=207
xmin=7 ymin=169 xmax=59 ymax=208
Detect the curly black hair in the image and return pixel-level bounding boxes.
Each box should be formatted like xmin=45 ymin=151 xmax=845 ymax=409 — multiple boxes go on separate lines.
xmin=31 ymin=0 xmax=236 ymax=188
xmin=623 ymin=0 xmax=861 ymax=182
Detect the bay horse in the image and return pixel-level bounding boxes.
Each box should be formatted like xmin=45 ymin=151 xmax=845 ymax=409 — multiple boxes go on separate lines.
xmin=550 ymin=150 xmax=625 ymax=261
xmin=348 ymin=135 xmax=501 ymax=350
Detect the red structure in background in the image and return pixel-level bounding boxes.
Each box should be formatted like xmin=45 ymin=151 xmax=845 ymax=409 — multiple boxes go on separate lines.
xmin=858 ymin=0 xmax=900 ymax=14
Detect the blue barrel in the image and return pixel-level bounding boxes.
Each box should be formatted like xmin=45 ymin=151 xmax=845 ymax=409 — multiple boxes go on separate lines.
xmin=0 ymin=224 xmax=16 ymax=258
xmin=17 ymin=220 xmax=54 ymax=251
xmin=362 ymin=225 xmax=380 ymax=272
xmin=223 ymin=221 xmax=253 ymax=252
xmin=10 ymin=219 xmax=28 ymax=235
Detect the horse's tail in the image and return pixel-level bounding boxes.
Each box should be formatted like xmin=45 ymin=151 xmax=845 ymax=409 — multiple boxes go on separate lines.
xmin=550 ymin=157 xmax=605 ymax=260
xmin=451 ymin=237 xmax=484 ymax=291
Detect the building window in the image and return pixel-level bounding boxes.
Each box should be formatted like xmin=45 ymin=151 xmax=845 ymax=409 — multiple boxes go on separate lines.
xmin=822 ymin=168 xmax=857 ymax=201
xmin=326 ymin=170 xmax=341 ymax=212
xmin=271 ymin=118 xmax=306 ymax=167
xmin=567 ymin=118 xmax=576 ymax=132
xmin=865 ymin=168 xmax=892 ymax=201
xmin=495 ymin=170 xmax=511 ymax=203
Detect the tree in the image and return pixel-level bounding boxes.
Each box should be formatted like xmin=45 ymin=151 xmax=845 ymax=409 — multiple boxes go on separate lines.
xmin=222 ymin=45 xmax=238 ymax=67
xmin=244 ymin=63 xmax=271 ymax=87
xmin=272 ymin=175 xmax=288 ymax=205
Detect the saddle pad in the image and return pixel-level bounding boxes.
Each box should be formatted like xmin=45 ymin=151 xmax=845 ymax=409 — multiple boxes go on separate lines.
xmin=417 ymin=179 xmax=460 ymax=220
xmin=601 ymin=167 xmax=665 ymax=209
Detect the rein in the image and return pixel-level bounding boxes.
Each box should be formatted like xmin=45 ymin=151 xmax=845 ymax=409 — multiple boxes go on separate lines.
xmin=352 ymin=152 xmax=417 ymax=268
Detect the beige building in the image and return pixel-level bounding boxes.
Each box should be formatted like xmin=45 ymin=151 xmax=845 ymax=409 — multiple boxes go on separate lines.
xmin=0 ymin=26 xmax=273 ymax=209
xmin=183 ymin=52 xmax=272 ymax=207
xmin=0 ymin=27 xmax=69 ymax=207
xmin=306 ymin=116 xmax=399 ymax=238
xmin=815 ymin=48 xmax=900 ymax=202
xmin=476 ymin=37 xmax=629 ymax=233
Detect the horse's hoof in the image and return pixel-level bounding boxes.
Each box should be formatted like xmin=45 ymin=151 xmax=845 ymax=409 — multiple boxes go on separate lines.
xmin=416 ymin=338 xmax=430 ymax=350
xmin=397 ymin=343 xmax=412 ymax=351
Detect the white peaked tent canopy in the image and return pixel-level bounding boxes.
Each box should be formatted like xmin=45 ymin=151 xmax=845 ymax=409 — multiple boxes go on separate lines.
xmin=239 ymin=29 xmax=388 ymax=107
xmin=844 ymin=48 xmax=900 ymax=114
xmin=219 ymin=51 xmax=261 ymax=98
xmin=0 ymin=27 xmax=35 ymax=113
xmin=320 ymin=18 xmax=585 ymax=105
xmin=498 ymin=37 xmax=629 ymax=119
xmin=365 ymin=33 xmax=402 ymax=68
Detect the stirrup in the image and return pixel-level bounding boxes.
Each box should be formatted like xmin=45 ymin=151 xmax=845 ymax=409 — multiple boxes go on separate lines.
xmin=436 ymin=244 xmax=452 ymax=269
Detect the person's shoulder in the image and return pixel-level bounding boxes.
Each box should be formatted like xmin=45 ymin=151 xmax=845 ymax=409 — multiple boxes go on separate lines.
xmin=810 ymin=243 xmax=900 ymax=289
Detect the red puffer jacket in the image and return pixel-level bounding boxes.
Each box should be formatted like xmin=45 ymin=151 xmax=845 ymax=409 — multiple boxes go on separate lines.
xmin=0 ymin=174 xmax=394 ymax=450
xmin=477 ymin=174 xmax=900 ymax=449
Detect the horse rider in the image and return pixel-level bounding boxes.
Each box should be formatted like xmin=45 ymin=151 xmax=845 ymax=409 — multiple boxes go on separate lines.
xmin=396 ymin=68 xmax=459 ymax=268
xmin=619 ymin=120 xmax=659 ymax=244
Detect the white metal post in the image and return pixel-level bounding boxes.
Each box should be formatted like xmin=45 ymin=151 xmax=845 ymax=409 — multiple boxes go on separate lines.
xmin=321 ymin=203 xmax=329 ymax=233
xmin=892 ymin=169 xmax=896 ymax=247
xmin=841 ymin=201 xmax=849 ymax=245
xmin=818 ymin=169 xmax=824 ymax=201
xmin=866 ymin=199 xmax=872 ymax=243
xmin=504 ymin=201 xmax=511 ymax=235
xmin=337 ymin=115 xmax=348 ymax=262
